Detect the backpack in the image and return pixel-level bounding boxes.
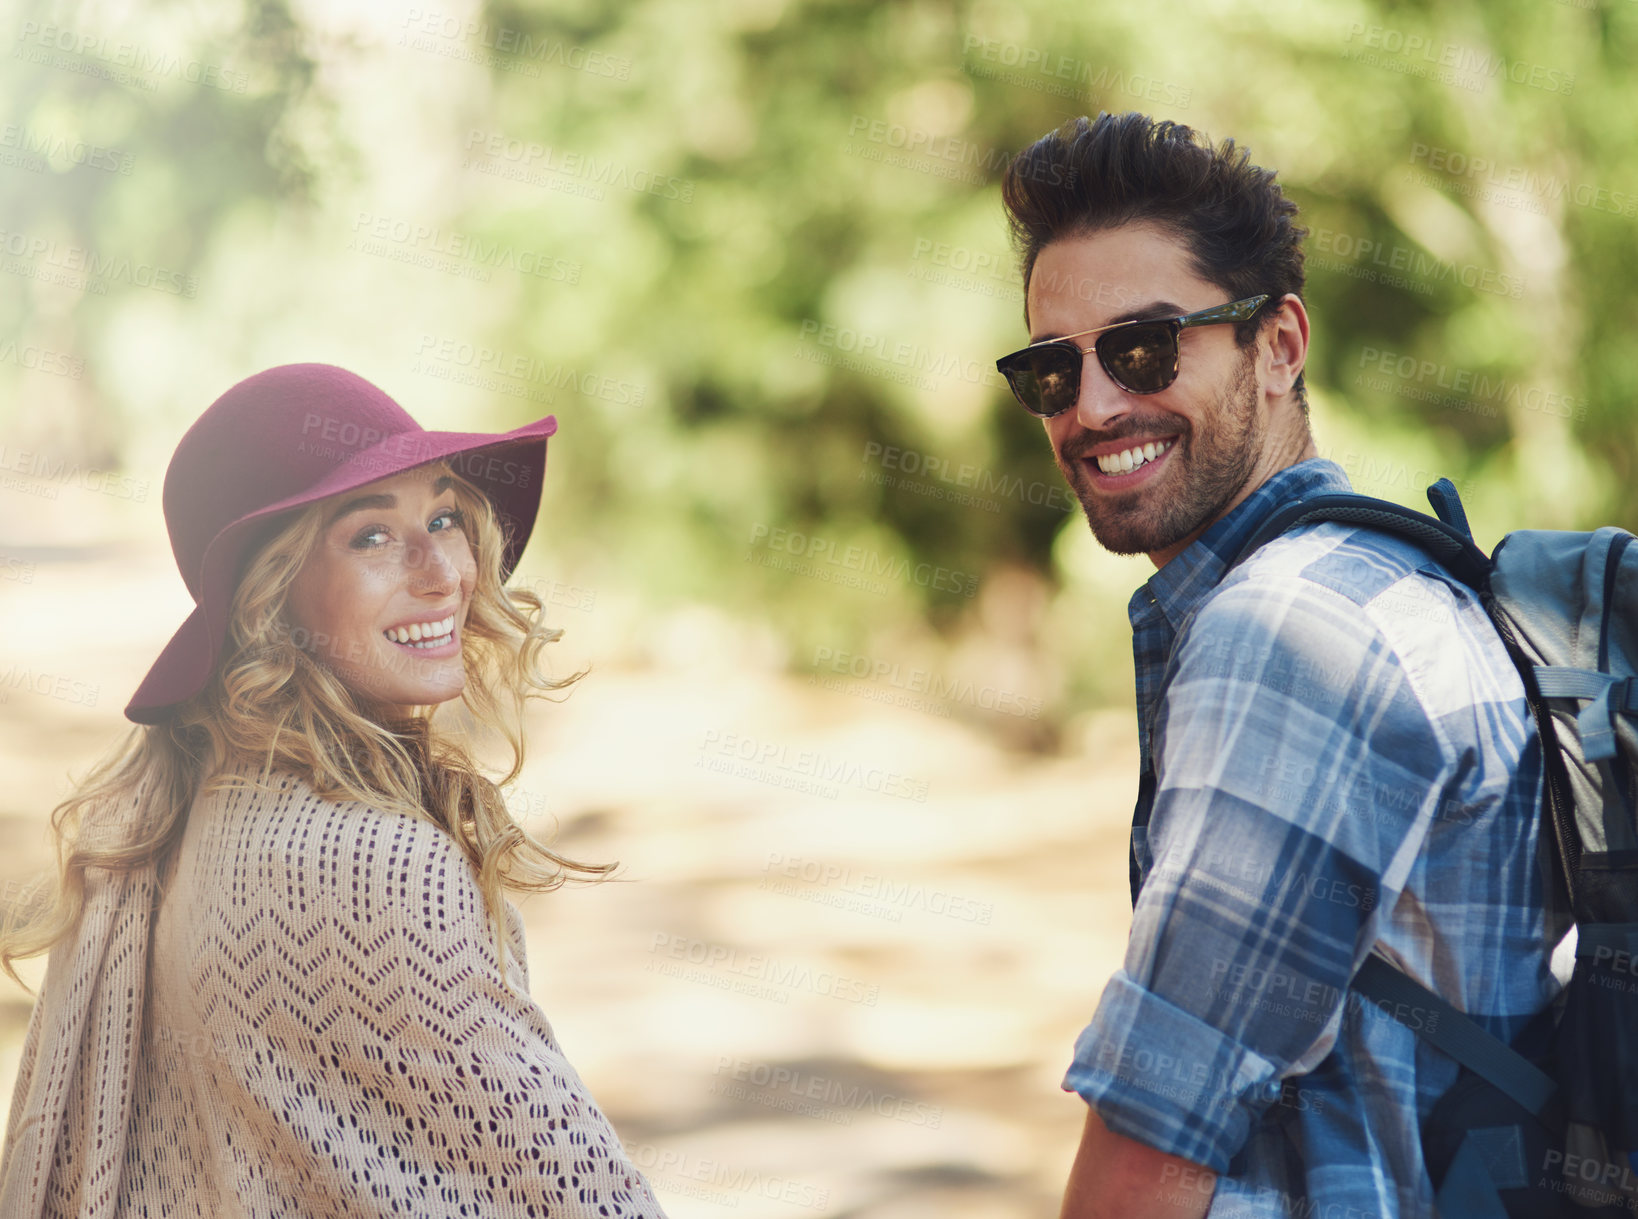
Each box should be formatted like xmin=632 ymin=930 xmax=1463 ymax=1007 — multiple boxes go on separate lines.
xmin=1225 ymin=477 xmax=1638 ymax=1219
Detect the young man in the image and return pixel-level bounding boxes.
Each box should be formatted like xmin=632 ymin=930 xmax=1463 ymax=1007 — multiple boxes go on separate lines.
xmin=995 ymin=114 xmax=1571 ymax=1217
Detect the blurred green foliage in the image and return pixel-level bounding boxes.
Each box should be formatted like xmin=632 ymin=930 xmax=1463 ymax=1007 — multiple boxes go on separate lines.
xmin=2 ymin=0 xmax=1634 ymax=734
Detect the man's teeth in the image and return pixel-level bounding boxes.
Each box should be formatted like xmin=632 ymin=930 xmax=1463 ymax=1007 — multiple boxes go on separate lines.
xmin=1096 ymin=439 xmax=1174 ymax=476
xmin=383 ymin=614 xmax=456 ymax=648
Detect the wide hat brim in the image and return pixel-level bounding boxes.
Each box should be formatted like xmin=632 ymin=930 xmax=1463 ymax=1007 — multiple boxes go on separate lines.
xmin=124 ymin=415 xmax=556 ymax=725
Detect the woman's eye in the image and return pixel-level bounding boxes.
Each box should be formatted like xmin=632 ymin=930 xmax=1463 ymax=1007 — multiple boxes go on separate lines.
xmin=350 ymin=508 xmax=464 ymax=550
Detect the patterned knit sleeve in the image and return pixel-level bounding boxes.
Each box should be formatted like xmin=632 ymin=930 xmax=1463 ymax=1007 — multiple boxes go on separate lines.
xmin=238 ymin=800 xmax=668 ymax=1218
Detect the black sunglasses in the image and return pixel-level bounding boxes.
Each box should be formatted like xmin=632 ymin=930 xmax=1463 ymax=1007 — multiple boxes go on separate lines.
xmin=995 ymin=294 xmax=1270 ymax=417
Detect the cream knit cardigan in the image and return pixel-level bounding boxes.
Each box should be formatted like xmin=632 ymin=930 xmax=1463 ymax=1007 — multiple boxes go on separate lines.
xmin=0 ymin=758 xmax=667 ymax=1218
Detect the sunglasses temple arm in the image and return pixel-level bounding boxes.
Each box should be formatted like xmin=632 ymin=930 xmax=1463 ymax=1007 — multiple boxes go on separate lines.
xmin=1176 ymin=294 xmax=1270 ymax=330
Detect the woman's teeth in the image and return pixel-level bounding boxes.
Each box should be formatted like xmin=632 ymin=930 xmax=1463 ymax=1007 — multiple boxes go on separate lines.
xmin=1096 ymin=438 xmax=1174 ymax=476
xmin=383 ymin=614 xmax=456 ymax=648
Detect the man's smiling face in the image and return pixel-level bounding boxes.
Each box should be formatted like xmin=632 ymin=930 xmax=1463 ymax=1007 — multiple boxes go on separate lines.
xmin=1031 ymin=222 xmax=1271 ymax=568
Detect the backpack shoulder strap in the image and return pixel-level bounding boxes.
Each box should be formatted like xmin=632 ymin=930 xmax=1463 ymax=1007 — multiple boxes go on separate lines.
xmin=1225 ymin=480 xmax=1491 ymax=589
xmin=1228 ymin=482 xmax=1567 ymax=1114
xmin=1352 ymin=953 xmax=1557 ymax=1118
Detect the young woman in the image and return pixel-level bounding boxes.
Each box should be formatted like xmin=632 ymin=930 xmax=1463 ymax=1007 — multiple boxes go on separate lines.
xmin=0 ymin=363 xmax=667 ymax=1217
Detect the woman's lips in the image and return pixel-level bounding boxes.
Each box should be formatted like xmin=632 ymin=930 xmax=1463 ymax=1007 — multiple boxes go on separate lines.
xmin=384 ymin=627 xmax=459 ymax=657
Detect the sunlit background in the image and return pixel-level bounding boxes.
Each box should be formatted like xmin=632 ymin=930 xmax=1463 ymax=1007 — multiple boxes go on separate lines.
xmin=2 ymin=0 xmax=1635 ymax=1214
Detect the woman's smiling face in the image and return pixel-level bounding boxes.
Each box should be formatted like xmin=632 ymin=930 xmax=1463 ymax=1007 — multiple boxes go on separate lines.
xmin=284 ymin=464 xmax=477 ymax=721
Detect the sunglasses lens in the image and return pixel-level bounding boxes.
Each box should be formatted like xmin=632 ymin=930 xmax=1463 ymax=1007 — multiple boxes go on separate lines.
xmin=1001 ymin=345 xmax=1080 ymax=416
xmin=1098 ymin=323 xmax=1178 ymax=394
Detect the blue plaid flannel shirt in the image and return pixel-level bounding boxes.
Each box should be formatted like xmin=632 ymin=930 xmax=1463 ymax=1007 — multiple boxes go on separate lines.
xmin=1063 ymin=458 xmax=1574 ymax=1217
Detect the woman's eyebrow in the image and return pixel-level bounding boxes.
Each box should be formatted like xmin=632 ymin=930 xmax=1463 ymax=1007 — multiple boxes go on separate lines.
xmin=326 ymin=475 xmax=456 ymax=527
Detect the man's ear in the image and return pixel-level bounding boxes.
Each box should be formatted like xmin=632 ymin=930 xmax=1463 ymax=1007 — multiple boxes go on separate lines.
xmin=1260 ymin=293 xmax=1309 ymax=399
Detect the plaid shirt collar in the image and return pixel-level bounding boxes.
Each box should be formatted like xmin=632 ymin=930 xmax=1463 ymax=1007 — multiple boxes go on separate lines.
xmin=1129 ymin=457 xmax=1354 ymax=635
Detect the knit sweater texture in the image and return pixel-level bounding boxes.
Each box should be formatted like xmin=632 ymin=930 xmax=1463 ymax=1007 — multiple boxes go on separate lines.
xmin=0 ymin=757 xmax=667 ymax=1218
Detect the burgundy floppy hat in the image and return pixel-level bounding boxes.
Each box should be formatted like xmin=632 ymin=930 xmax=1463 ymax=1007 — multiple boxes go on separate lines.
xmin=124 ymin=362 xmax=557 ymax=725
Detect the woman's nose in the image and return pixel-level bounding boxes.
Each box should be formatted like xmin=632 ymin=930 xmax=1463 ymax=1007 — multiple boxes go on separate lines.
xmin=405 ymin=534 xmax=461 ymax=588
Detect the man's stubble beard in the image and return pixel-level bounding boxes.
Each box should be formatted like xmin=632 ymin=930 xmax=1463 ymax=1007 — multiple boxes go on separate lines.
xmin=1056 ymin=353 xmax=1264 ymax=558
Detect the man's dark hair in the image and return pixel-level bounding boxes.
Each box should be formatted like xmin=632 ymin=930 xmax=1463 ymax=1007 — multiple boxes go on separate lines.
xmin=1002 ymin=112 xmax=1308 ymax=408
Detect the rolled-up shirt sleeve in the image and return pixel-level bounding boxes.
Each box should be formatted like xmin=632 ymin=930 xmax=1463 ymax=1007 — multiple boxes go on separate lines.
xmin=1065 ymin=572 xmax=1458 ymax=1171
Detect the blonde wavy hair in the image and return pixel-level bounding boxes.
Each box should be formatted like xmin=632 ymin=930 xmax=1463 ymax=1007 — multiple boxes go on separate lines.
xmin=0 ymin=457 xmax=611 ymax=994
